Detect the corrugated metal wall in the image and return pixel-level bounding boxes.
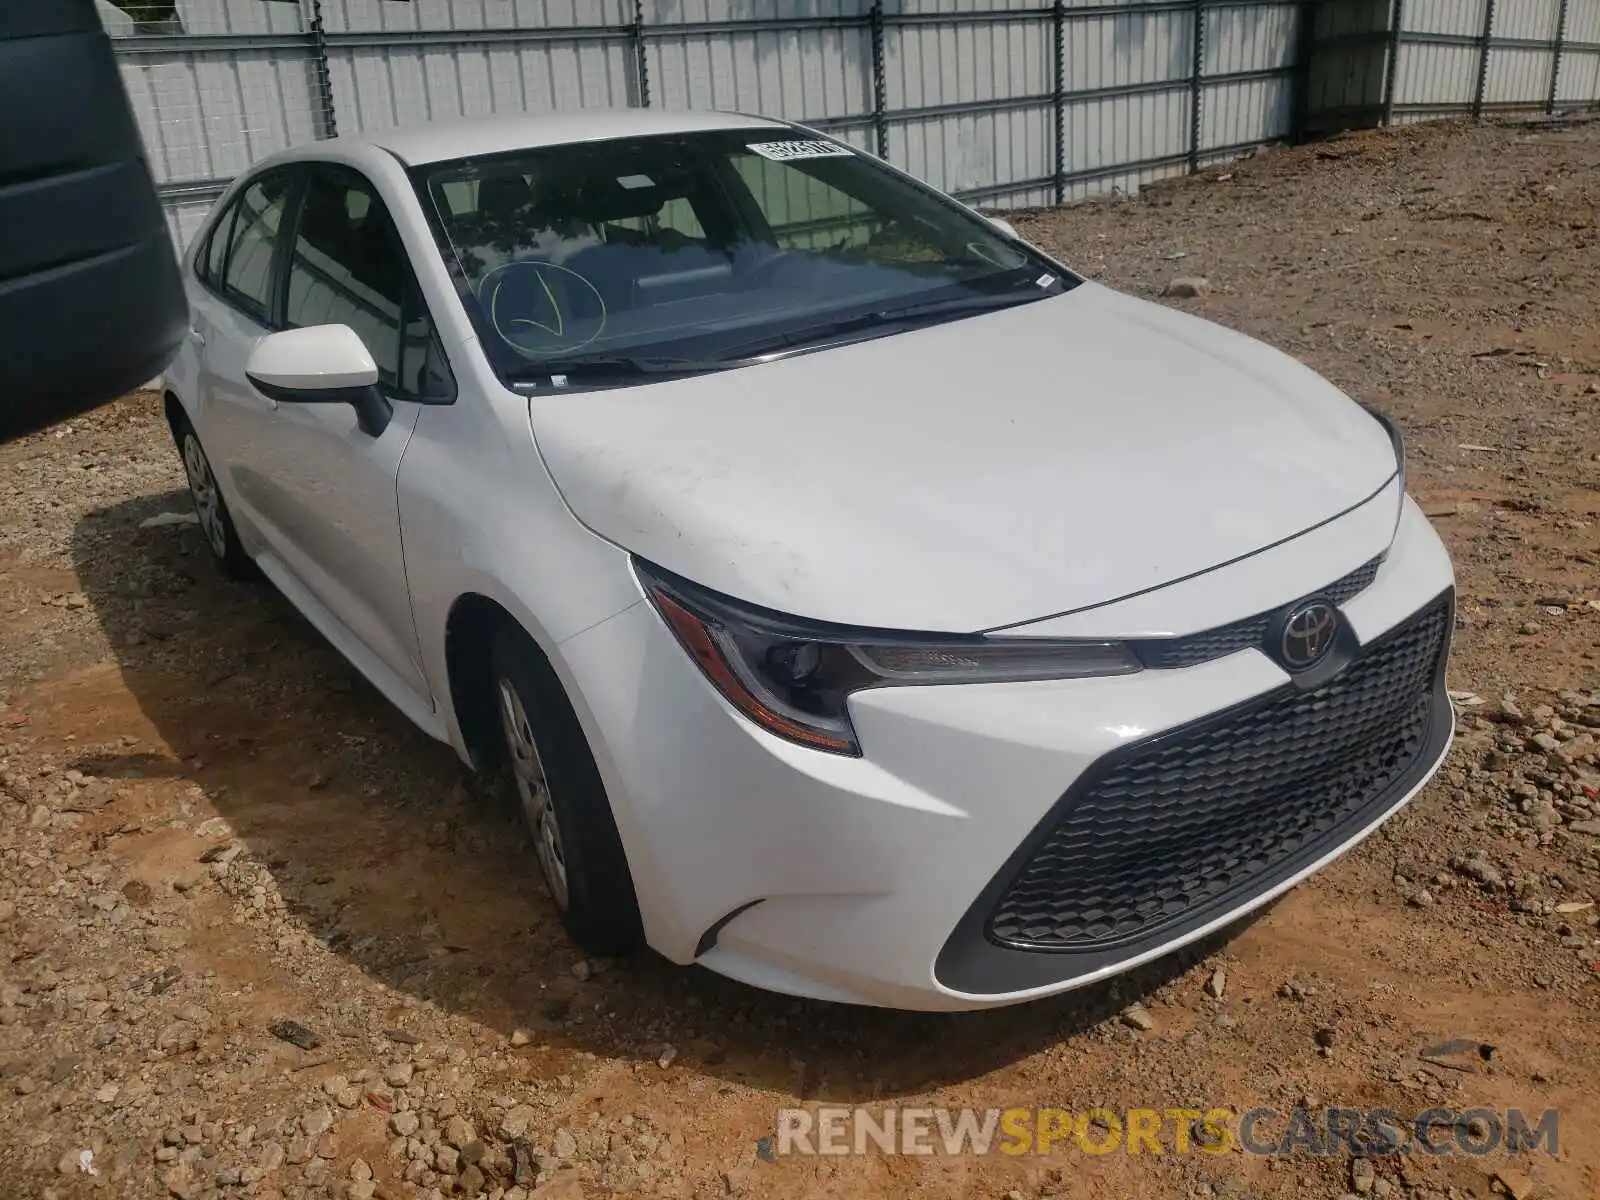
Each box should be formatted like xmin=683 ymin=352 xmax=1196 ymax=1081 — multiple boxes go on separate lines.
xmin=885 ymin=5 xmax=1051 ymax=207
xmin=1200 ymin=4 xmax=1297 ymax=160
xmin=1391 ymin=0 xmax=1600 ymax=122
xmin=101 ymin=0 xmax=324 ymax=246
xmin=1483 ymin=0 xmax=1560 ymax=107
xmin=1560 ymin=0 xmax=1600 ymax=101
xmin=100 ymin=0 xmax=1600 ymax=250
xmin=1302 ymin=0 xmax=1390 ymax=131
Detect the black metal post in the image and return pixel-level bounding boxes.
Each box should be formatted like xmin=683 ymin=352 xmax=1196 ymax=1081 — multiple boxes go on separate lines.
xmin=869 ymin=0 xmax=888 ymax=159
xmin=1188 ymin=0 xmax=1204 ymax=172
xmin=1053 ymin=0 xmax=1066 ymax=203
xmin=633 ymin=0 xmax=650 ymax=108
xmin=1289 ymin=0 xmax=1316 ymax=141
xmin=1547 ymin=0 xmax=1569 ymax=114
xmin=1472 ymin=0 xmax=1496 ymax=119
xmin=1383 ymin=0 xmax=1404 ymax=125
xmin=305 ymin=0 xmax=337 ymax=140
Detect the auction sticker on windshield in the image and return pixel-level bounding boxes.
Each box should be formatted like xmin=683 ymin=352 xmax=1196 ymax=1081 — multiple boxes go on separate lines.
xmin=746 ymin=140 xmax=854 ymax=161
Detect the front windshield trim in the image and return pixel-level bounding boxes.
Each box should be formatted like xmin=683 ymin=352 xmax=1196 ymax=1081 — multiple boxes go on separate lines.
xmin=408 ymin=124 xmax=1081 ymax=390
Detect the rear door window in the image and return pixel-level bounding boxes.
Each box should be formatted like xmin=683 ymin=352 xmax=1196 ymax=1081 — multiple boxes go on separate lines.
xmin=195 ymin=205 xmax=233 ymax=286
xmin=216 ymin=171 xmax=295 ymax=323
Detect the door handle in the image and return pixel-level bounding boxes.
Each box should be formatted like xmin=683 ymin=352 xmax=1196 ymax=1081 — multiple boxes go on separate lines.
xmin=188 ymin=329 xmax=206 ymax=348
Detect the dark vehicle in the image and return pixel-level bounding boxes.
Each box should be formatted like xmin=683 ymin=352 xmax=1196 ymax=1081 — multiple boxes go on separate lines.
xmin=0 ymin=0 xmax=187 ymax=441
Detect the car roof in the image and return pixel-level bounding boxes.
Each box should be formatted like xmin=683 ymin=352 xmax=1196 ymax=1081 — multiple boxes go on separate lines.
xmin=350 ymin=109 xmax=793 ymax=166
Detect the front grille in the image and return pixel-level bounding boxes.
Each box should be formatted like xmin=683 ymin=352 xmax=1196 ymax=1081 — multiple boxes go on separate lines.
xmin=1132 ymin=557 xmax=1383 ymax=670
xmin=988 ymin=598 xmax=1449 ymax=952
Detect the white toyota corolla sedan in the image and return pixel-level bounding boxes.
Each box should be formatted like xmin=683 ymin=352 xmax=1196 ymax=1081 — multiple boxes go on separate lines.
xmin=164 ymin=110 xmax=1455 ymax=1011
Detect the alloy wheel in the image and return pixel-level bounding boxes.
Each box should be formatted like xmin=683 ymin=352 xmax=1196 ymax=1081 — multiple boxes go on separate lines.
xmin=497 ymin=677 xmax=569 ymax=910
xmin=181 ymin=433 xmax=228 ymax=560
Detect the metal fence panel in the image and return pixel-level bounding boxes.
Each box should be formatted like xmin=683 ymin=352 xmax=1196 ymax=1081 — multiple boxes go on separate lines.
xmin=647 ymin=0 xmax=860 ymax=21
xmin=1203 ymin=4 xmax=1297 ymax=75
xmin=320 ymin=0 xmax=632 ymax=33
xmin=327 ymin=38 xmax=637 ymax=130
xmin=884 ymin=16 xmax=1052 ymax=109
xmin=104 ymin=0 xmax=1600 ymax=252
xmin=1402 ymin=0 xmax=1490 ymax=36
xmin=647 ymin=25 xmax=870 ymax=122
xmin=1304 ymin=0 xmax=1391 ymax=124
xmin=1202 ymin=75 xmax=1294 ymax=148
xmin=1065 ymin=9 xmax=1192 ymax=91
xmin=1389 ymin=0 xmax=1600 ymax=117
xmin=97 ymin=0 xmax=304 ymax=36
xmin=828 ymin=124 xmax=878 ymax=153
xmin=1484 ymin=46 xmax=1558 ymax=103
xmin=1570 ymin=0 xmax=1600 ymax=41
xmin=1493 ymin=0 xmax=1562 ymax=40
xmin=889 ymin=105 xmax=1054 ymax=201
xmin=1063 ymin=88 xmax=1191 ymax=171
xmin=1558 ymin=48 xmax=1600 ymax=98
xmin=899 ymin=0 xmax=1047 ymax=12
xmin=120 ymin=47 xmax=321 ymax=182
xmin=1394 ymin=41 xmax=1481 ymax=107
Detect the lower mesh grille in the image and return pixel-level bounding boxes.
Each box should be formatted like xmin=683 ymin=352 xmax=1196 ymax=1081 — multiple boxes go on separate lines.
xmin=988 ymin=598 xmax=1450 ymax=952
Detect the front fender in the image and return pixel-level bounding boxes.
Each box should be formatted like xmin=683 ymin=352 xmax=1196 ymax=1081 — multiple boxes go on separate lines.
xmin=396 ymin=385 xmax=642 ymax=762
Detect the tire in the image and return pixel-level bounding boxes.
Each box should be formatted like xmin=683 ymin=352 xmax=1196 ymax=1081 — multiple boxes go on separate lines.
xmin=170 ymin=412 xmax=256 ymax=581
xmin=489 ymin=623 xmax=644 ymax=957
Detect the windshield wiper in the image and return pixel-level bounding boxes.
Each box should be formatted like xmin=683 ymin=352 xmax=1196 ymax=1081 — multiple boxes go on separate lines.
xmin=506 ymin=286 xmax=1056 ymax=384
xmin=706 ymin=286 xmax=1056 ymax=362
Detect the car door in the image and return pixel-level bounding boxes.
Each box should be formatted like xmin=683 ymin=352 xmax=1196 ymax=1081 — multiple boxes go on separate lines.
xmin=211 ymin=163 xmax=453 ymax=706
xmin=261 ymin=164 xmax=457 ymax=703
xmin=190 ymin=166 xmax=298 ymax=540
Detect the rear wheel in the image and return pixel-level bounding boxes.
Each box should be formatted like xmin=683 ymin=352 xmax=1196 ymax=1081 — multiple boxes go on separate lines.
xmin=170 ymin=412 xmax=255 ymax=581
xmin=489 ymin=624 xmax=643 ymax=956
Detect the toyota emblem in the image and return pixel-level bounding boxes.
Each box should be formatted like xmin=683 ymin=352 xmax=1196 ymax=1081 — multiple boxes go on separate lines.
xmin=1280 ymin=600 xmax=1339 ymax=670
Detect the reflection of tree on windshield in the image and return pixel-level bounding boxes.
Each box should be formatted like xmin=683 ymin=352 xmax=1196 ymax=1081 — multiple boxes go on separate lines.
xmin=854 ymin=222 xmax=948 ymax=266
xmin=454 ymin=209 xmax=600 ymax=279
xmin=434 ymin=174 xmax=617 ymax=283
xmin=445 ymin=196 xmax=959 ymax=283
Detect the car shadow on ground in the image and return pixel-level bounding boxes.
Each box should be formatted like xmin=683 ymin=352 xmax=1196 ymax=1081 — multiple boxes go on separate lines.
xmin=70 ymin=487 xmax=1263 ymax=1103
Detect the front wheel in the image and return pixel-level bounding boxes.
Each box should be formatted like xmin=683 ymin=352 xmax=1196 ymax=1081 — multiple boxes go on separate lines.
xmin=490 ymin=624 xmax=643 ymax=957
xmin=171 ymin=414 xmax=255 ymax=581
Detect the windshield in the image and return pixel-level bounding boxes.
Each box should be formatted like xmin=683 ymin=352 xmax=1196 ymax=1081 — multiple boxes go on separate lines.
xmin=413 ymin=128 xmax=1076 ymax=385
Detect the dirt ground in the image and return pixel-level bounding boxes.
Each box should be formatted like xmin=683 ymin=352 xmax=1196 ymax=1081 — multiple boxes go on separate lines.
xmin=2 ymin=117 xmax=1599 ymax=1200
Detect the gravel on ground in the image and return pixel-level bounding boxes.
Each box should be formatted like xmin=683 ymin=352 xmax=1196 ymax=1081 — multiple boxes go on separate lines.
xmin=2 ymin=116 xmax=1598 ymax=1200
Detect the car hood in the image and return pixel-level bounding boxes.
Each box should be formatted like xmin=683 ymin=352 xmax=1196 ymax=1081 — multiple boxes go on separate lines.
xmin=527 ymin=281 xmax=1398 ymax=632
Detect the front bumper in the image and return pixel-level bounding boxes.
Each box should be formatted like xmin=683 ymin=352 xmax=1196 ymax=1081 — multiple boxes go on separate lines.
xmin=558 ymin=497 xmax=1455 ymax=1011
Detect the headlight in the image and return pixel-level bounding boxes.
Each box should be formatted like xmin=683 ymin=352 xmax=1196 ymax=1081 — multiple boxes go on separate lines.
xmin=636 ymin=559 xmax=1140 ymax=756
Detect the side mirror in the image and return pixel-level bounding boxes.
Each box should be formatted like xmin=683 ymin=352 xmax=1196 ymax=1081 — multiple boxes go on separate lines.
xmin=988 ymin=216 xmax=1020 ymax=240
xmin=244 ymin=324 xmax=393 ymax=437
